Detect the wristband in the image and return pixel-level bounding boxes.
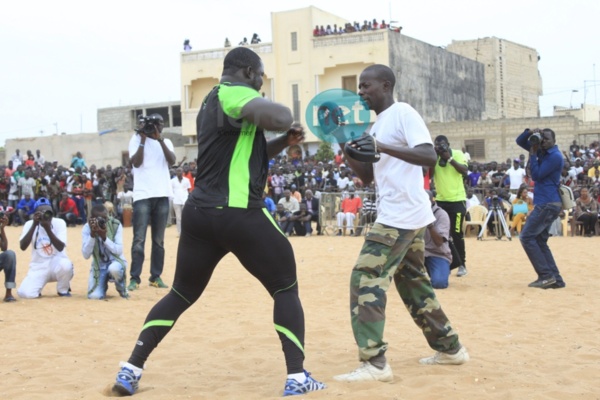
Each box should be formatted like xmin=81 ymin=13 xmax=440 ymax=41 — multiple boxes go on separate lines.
xmin=139 ymin=143 xmax=145 ymax=147
xmin=447 ymin=157 xmax=453 ymax=163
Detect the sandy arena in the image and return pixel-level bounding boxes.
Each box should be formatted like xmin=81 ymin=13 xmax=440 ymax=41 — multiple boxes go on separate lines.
xmin=1 ymin=225 xmax=598 ymax=399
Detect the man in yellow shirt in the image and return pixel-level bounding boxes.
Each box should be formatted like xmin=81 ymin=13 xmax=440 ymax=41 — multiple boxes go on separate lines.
xmin=432 ymin=135 xmax=469 ymax=277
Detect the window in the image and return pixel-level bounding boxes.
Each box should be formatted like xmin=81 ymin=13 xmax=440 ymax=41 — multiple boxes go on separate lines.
xmin=464 ymin=139 xmax=485 ymax=159
xmin=291 ymin=32 xmax=297 ymax=51
xmin=342 ymin=76 xmax=357 ymax=93
xmin=292 ymin=84 xmax=300 ymax=122
xmin=172 ymin=105 xmax=182 ymax=127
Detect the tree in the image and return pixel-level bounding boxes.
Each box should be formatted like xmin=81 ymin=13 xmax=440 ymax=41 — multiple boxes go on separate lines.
xmin=314 ymin=141 xmax=335 ymax=163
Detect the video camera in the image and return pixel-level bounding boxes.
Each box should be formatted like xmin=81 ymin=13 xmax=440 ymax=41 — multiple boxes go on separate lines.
xmin=42 ymin=210 xmax=53 ymax=221
xmin=96 ymin=217 xmax=107 ymax=230
xmin=435 ymin=143 xmax=449 ymax=154
xmin=490 ymin=195 xmax=501 ymax=208
xmin=527 ymin=128 xmax=542 ymax=145
xmin=135 ymin=115 xmax=163 ymax=135
xmin=435 ymin=143 xmax=451 ymax=167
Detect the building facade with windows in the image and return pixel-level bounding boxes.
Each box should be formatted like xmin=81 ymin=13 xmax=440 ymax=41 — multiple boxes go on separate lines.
xmin=180 ymin=6 xmax=487 ymax=154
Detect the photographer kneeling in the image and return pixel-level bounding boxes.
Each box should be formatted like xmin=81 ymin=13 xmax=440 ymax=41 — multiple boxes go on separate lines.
xmin=82 ymin=204 xmax=128 ymax=299
xmin=17 ymin=198 xmax=74 ymax=298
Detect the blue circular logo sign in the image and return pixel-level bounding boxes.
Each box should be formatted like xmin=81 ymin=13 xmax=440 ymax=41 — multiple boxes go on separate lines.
xmin=305 ymin=89 xmax=372 ymax=143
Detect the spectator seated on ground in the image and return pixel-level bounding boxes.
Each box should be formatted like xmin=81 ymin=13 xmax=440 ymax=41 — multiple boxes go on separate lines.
xmin=336 ymin=188 xmax=362 ymax=236
xmin=290 ymin=203 xmax=313 ymax=237
xmin=262 ymin=191 xmax=276 ymax=216
xmin=274 ymin=204 xmax=293 ymax=237
xmin=17 ymin=193 xmax=36 ymax=225
xmin=58 ymin=192 xmax=79 ymax=226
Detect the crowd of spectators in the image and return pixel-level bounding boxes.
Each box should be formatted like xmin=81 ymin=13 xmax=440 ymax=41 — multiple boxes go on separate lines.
xmin=3 ymin=138 xmax=598 ymax=237
xmin=312 ymin=18 xmax=400 ymax=37
xmin=261 ymin=139 xmax=600 ymax=237
xmin=0 ymin=149 xmax=135 ymax=227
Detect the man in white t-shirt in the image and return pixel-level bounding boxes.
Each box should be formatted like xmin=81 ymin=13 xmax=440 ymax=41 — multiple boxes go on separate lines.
xmin=337 ymin=171 xmax=351 ymax=191
xmin=18 ymin=170 xmax=36 ymax=199
xmin=503 ymin=159 xmax=527 ymax=191
xmin=17 ymin=197 xmax=74 ymax=298
xmin=465 ymin=188 xmax=481 ymax=209
xmin=333 ymin=65 xmax=468 ymax=384
xmin=170 ymin=167 xmax=191 ymax=236
xmin=127 ymin=114 xmax=176 ymax=291
xmin=10 ymin=150 xmax=23 ymax=170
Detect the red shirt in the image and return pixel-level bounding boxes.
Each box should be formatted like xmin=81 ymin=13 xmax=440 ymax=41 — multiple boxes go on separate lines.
xmin=183 ymin=172 xmax=195 ymax=192
xmin=341 ymin=196 xmax=362 ymax=214
xmin=60 ymin=197 xmax=79 ymax=217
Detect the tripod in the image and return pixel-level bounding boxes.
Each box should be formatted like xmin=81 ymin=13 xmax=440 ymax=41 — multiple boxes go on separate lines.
xmin=478 ymin=202 xmax=512 ymax=241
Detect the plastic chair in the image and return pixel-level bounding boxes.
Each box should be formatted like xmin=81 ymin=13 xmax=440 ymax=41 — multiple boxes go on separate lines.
xmin=463 ymin=205 xmax=488 ymax=238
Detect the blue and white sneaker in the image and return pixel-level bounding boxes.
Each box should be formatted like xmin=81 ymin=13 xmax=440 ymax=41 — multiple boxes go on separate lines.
xmin=113 ymin=362 xmax=142 ymax=396
xmin=283 ymin=370 xmax=326 ymax=396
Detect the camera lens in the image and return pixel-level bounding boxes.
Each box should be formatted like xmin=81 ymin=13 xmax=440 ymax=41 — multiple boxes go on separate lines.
xmin=528 ymin=133 xmax=541 ymax=145
xmin=143 ymin=123 xmax=155 ymax=134
xmin=43 ymin=210 xmax=53 ymax=221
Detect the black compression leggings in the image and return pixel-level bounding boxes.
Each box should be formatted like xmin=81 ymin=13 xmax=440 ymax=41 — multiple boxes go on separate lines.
xmin=127 ymin=206 xmax=306 ymax=374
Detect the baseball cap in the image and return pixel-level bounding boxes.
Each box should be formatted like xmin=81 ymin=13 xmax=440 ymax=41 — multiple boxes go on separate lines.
xmin=514 ymin=158 xmax=520 ymax=163
xmin=34 ymin=197 xmax=51 ymax=210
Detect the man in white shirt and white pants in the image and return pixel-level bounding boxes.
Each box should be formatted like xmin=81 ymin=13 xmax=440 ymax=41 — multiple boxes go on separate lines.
xmin=170 ymin=167 xmax=191 ymax=236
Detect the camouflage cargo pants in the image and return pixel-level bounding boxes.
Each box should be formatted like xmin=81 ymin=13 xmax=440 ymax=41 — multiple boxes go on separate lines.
xmin=350 ymin=223 xmax=460 ymax=362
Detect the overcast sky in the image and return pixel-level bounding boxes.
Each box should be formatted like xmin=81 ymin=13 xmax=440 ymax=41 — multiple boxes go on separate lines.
xmin=1 ymin=0 xmax=598 ymax=147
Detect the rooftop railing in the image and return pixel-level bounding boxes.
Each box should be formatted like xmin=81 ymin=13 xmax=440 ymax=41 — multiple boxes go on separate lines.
xmin=312 ymin=30 xmax=386 ymax=48
xmin=182 ymin=43 xmax=273 ymax=62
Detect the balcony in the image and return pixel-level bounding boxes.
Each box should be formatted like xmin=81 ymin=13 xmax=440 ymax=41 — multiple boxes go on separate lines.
xmin=182 ymin=43 xmax=273 ymax=63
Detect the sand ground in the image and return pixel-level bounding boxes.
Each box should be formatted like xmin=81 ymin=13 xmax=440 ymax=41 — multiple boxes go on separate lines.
xmin=1 ymin=224 xmax=599 ymax=400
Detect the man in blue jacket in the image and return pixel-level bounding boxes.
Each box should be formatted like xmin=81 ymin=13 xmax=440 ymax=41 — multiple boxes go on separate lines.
xmin=516 ymin=128 xmax=565 ymax=289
